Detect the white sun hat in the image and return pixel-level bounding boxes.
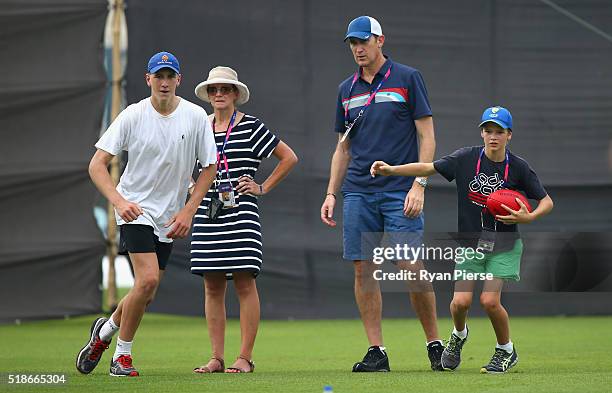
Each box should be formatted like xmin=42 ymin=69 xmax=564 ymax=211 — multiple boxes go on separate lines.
xmin=194 ymin=66 xmax=250 ymax=105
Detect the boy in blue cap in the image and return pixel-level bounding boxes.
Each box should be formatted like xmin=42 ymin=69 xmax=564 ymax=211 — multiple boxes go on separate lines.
xmin=75 ymin=51 xmax=217 ymax=377
xmin=371 ymin=106 xmax=554 ymax=373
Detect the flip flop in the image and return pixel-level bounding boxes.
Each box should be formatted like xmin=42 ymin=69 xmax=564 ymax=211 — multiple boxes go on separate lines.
xmin=225 ymin=356 xmax=255 ymax=373
xmin=193 ymin=357 xmax=225 ymax=373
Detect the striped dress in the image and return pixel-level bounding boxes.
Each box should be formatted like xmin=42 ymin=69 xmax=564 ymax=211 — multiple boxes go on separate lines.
xmin=190 ymin=114 xmax=279 ymax=279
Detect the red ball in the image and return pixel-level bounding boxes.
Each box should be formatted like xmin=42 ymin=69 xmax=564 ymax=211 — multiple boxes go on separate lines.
xmin=486 ymin=189 xmax=532 ymax=218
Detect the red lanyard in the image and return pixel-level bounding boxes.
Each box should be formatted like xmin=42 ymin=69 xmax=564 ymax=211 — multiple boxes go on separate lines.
xmin=212 ymin=110 xmax=237 ymax=181
xmin=476 ymin=148 xmax=509 ymax=183
xmin=340 ymin=65 xmax=392 ymax=142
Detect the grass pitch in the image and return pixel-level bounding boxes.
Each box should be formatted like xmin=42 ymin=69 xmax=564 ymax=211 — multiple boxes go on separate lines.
xmin=1 ymin=314 xmax=610 ymax=392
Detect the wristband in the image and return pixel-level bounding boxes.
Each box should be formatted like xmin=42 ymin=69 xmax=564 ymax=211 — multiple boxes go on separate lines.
xmin=326 ymin=192 xmax=336 ymax=199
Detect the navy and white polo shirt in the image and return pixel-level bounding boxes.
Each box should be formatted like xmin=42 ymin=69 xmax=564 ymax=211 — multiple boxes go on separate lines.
xmin=334 ymin=57 xmax=432 ymax=193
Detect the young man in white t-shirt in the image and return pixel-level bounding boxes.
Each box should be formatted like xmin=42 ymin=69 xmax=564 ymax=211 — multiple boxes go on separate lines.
xmin=76 ymin=51 xmax=217 ymax=377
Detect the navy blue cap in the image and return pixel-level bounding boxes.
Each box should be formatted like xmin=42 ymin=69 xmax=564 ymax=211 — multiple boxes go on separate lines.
xmin=344 ymin=16 xmax=383 ymax=41
xmin=479 ymin=106 xmax=513 ymax=130
xmin=147 ymin=51 xmax=180 ymax=74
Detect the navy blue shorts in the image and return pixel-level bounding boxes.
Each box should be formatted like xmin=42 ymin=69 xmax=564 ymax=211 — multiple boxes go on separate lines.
xmin=342 ymin=191 xmax=424 ymax=261
xmin=119 ymin=224 xmax=173 ymax=270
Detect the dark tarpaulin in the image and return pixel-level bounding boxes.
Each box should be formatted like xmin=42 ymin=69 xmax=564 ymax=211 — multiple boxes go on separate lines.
xmin=0 ymin=0 xmax=108 ymax=323
xmin=124 ymin=0 xmax=612 ymax=318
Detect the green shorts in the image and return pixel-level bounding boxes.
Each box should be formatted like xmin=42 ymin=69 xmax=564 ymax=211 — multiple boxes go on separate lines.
xmin=454 ymin=239 xmax=523 ymax=281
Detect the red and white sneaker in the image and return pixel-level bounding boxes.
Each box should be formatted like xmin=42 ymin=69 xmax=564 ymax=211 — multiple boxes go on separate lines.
xmin=110 ymin=355 xmax=140 ymax=377
xmin=76 ymin=317 xmax=111 ymax=374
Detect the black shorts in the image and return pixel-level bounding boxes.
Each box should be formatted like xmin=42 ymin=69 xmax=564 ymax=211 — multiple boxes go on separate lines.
xmin=119 ymin=224 xmax=173 ymax=270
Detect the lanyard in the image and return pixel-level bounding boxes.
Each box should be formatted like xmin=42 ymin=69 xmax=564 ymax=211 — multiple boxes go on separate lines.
xmin=340 ymin=65 xmax=392 ymax=142
xmin=475 ymin=147 xmax=509 ymax=183
xmin=212 ymin=110 xmax=237 ymax=181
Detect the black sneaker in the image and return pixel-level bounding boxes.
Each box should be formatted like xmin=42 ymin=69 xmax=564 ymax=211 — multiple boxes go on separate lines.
xmin=76 ymin=317 xmax=111 ymax=374
xmin=352 ymin=346 xmax=390 ymax=372
xmin=480 ymin=347 xmax=518 ymax=374
xmin=441 ymin=328 xmax=468 ymax=371
xmin=110 ymin=355 xmax=140 ymax=377
xmin=427 ymin=341 xmax=444 ymax=371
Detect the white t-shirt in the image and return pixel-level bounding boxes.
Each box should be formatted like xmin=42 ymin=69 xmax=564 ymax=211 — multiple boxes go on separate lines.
xmin=95 ymin=97 xmax=217 ymax=242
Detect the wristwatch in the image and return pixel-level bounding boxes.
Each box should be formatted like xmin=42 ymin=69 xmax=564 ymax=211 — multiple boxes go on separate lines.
xmin=415 ymin=177 xmax=428 ymax=188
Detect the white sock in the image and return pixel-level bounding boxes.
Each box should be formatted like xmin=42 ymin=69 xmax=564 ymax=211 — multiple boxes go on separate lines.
xmin=99 ymin=315 xmax=120 ymax=342
xmin=426 ymin=339 xmax=443 ymax=347
xmin=453 ymin=326 xmax=468 ymax=339
xmin=113 ymin=338 xmax=133 ymax=361
xmin=496 ymin=341 xmax=514 ymax=353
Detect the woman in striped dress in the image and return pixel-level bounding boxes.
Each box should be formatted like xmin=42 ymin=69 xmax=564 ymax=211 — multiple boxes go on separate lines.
xmin=191 ymin=66 xmax=297 ymax=374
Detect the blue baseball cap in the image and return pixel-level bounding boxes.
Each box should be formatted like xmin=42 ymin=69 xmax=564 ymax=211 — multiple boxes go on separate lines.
xmin=147 ymin=51 xmax=180 ymax=74
xmin=344 ymin=16 xmax=383 ymax=41
xmin=479 ymin=106 xmax=513 ymax=130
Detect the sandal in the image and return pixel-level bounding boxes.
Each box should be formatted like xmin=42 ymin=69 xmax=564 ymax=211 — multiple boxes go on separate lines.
xmin=193 ymin=357 xmax=225 ymax=373
xmin=224 ymin=356 xmax=255 ymax=373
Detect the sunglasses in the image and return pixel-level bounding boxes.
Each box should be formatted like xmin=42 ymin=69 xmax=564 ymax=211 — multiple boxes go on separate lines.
xmin=207 ymin=86 xmax=235 ymax=95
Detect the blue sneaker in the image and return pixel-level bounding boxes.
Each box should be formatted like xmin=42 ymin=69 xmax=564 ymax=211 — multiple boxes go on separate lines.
xmin=480 ymin=347 xmax=518 ymax=373
xmin=441 ymin=327 xmax=468 ymax=371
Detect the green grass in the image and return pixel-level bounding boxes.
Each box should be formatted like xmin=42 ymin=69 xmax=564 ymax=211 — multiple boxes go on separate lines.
xmin=1 ymin=315 xmax=611 ymax=392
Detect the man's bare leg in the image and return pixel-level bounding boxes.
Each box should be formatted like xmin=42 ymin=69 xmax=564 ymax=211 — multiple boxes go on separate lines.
xmin=354 ymin=261 xmax=383 ymax=346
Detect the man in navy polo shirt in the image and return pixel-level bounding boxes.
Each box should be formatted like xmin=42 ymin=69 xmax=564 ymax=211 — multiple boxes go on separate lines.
xmin=320 ymin=16 xmax=443 ymax=372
